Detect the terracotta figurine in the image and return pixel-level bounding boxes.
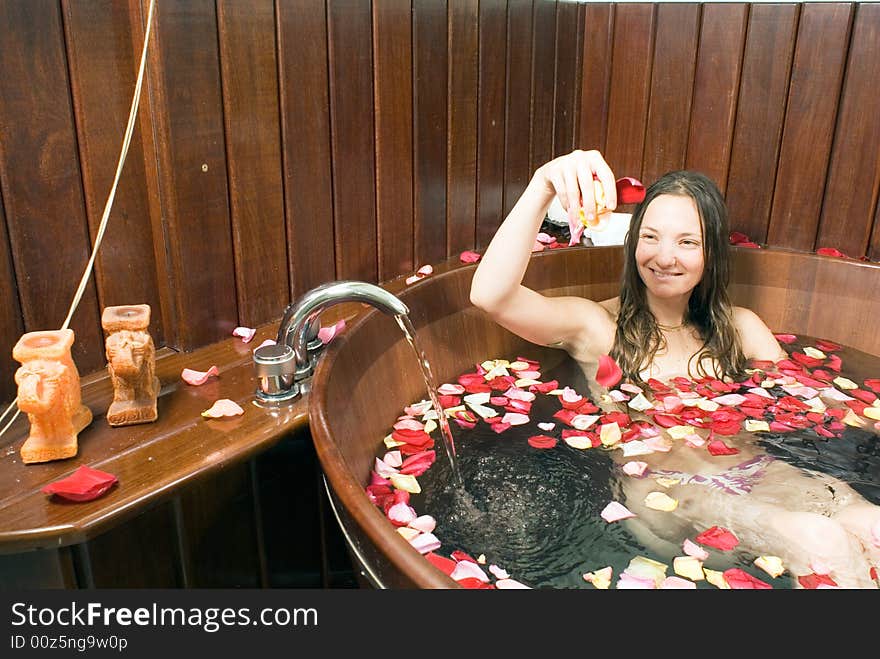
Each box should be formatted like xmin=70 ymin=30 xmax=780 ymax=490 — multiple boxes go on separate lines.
xmin=13 ymin=329 xmax=93 ymax=464
xmin=102 ymin=304 xmax=159 ymax=426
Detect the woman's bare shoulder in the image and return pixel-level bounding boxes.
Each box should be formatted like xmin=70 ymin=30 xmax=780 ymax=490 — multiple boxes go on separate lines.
xmin=598 ymin=296 xmax=620 ymax=316
xmin=732 ymin=306 xmax=787 ymax=361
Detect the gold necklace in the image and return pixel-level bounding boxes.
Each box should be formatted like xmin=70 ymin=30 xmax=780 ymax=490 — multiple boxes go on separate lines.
xmin=657 ymin=321 xmax=686 ymax=331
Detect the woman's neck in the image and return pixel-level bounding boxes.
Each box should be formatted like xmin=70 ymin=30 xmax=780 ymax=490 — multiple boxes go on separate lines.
xmin=646 ymin=294 xmax=690 ymax=329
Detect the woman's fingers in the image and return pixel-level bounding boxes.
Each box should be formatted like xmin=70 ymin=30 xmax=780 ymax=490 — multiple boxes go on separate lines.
xmin=588 ymin=150 xmax=617 ymax=211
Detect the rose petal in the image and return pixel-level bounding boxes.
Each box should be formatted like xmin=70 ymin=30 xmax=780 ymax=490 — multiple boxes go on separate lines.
xmin=41 ymin=465 xmax=118 ymax=502
xmin=601 ymin=501 xmax=637 ymax=523
xmin=695 ymin=525 xmax=739 ymax=551
xmin=318 ymin=319 xmax=346 ymax=344
xmin=595 ymin=354 xmax=623 ymax=388
xmin=181 ymin=365 xmax=220 ymax=386
xmin=616 ymin=176 xmax=645 ymax=204
xmin=417 ymin=264 xmax=433 ymax=276
xmin=232 ymin=326 xmax=256 ymax=343
xmin=460 ymin=250 xmax=481 ymax=263
xmin=201 ymin=398 xmax=245 ymax=418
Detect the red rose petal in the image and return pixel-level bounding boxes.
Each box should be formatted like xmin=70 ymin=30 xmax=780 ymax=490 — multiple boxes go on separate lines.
xmin=595 ymin=354 xmax=623 ymax=388
xmin=723 ymin=568 xmax=772 ymax=589
xmin=615 ymin=176 xmax=645 ymax=204
xmin=707 ymin=439 xmax=740 ymax=456
xmin=773 ymin=333 xmax=798 ymax=344
xmin=816 ymin=247 xmax=847 ymax=258
xmin=695 ymin=525 xmax=739 ymax=551
xmin=527 ymin=435 xmax=558 ymax=449
xmin=459 ymin=250 xmax=481 ymax=264
xmin=425 ymin=552 xmax=457 ymax=576
xmin=42 ymin=465 xmax=118 ymax=502
xmin=797 ymin=573 xmax=838 ymax=589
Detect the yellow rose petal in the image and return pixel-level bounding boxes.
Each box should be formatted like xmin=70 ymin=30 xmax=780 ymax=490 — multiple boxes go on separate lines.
xmin=644 ymin=491 xmax=678 ymax=511
xmin=397 ymin=527 xmax=420 ymax=541
xmin=654 ymin=476 xmax=680 ymax=489
xmin=626 ymin=556 xmax=668 ymax=586
xmin=863 ymin=406 xmax=880 ymax=421
xmin=600 ymin=422 xmax=622 ymax=447
xmin=423 ymin=419 xmax=437 ymax=434
xmin=754 ymin=555 xmax=786 ymax=578
xmin=673 ymin=556 xmax=705 ymax=581
xmin=833 ymin=376 xmax=858 ymax=390
xmin=564 ymin=435 xmax=593 ymax=450
xmin=390 ymin=473 xmax=421 ymax=494
xmin=583 ymin=566 xmax=613 ymax=590
xmin=804 ymin=346 xmax=826 ymax=359
xmin=384 ymin=434 xmax=405 ymax=449
xmin=843 ymin=409 xmax=866 ymax=428
xmin=667 ymin=425 xmax=697 ymax=440
xmin=514 ymin=378 xmax=540 ymax=388
xmin=744 ymin=419 xmax=770 ymax=432
xmin=704 ymin=568 xmax=731 ymax=589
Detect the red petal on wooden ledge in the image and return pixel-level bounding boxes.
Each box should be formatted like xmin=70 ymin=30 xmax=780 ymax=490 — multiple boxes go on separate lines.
xmin=595 ymin=354 xmax=623 ymax=388
xmin=459 ymin=250 xmax=481 ymax=263
xmin=615 ymin=176 xmax=645 ymax=204
xmin=816 ymin=246 xmax=847 ymax=258
xmin=729 ymin=231 xmax=751 ymax=245
xmin=42 ymin=465 xmax=118 ymax=502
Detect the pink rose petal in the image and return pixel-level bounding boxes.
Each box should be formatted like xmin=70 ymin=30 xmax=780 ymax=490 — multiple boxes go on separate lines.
xmin=408 ymin=515 xmax=436 ymax=533
xmin=201 ymin=398 xmax=245 ymax=418
xmin=417 ymin=264 xmax=433 ymax=276
xmin=537 ymin=422 xmax=555 ymax=431
xmin=495 ymin=578 xmax=531 ymax=589
xmin=601 ymin=501 xmax=636 ymax=523
xmin=683 ymin=538 xmax=710 ymax=561
xmin=387 ymin=501 xmax=418 ymax=526
xmin=460 ymin=250 xmax=481 ymax=263
xmin=489 ymin=564 xmax=510 ymax=580
xmin=501 ymin=412 xmax=530 ymax=426
xmin=181 ymin=365 xmax=219 ymax=386
xmin=660 ymin=576 xmax=697 ymax=589
xmin=450 ymin=560 xmax=490 ymax=583
xmin=409 ymin=532 xmax=441 ymax=554
xmin=405 ymin=274 xmax=422 ymax=285
xmin=254 ymin=339 xmax=276 ymax=351
xmin=318 ymin=319 xmax=346 ymax=345
xmin=232 ymin=326 xmax=256 ymax=343
xmin=622 ymin=461 xmax=648 ymax=477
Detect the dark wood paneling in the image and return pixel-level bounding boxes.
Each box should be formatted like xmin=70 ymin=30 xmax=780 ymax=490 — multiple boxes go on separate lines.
xmin=768 ymin=3 xmax=852 ymax=251
xmin=726 ymin=3 xmax=798 ymax=243
xmin=641 ymin=2 xmax=700 ymax=186
xmin=552 ymin=0 xmax=581 ymax=157
xmin=329 ymin=0 xmax=377 ymax=282
xmin=447 ymin=0 xmax=479 ymax=256
xmin=277 ymin=0 xmax=336 ymax=298
xmin=413 ymin=0 xmax=449 ymax=266
xmin=476 ymin=0 xmax=508 ymax=249
xmin=217 ymin=0 xmax=288 ymax=326
xmin=84 ymin=501 xmax=181 ymax=587
xmin=0 ymin=190 xmax=23 ymax=407
xmin=578 ymin=3 xmax=613 ymax=151
xmin=0 ymin=1 xmax=104 ymax=372
xmin=179 ymin=463 xmax=261 ymax=587
xmin=817 ymin=3 xmax=880 ymax=257
xmin=62 ymin=1 xmax=164 ymax=345
xmin=530 ymin=0 xmax=557 ymax=173
xmin=374 ymin=0 xmax=414 ymax=280
xmin=685 ymin=3 xmax=748 ymax=193
xmin=0 ymin=547 xmax=77 ymax=589
xmin=605 ymin=3 xmax=654 ymax=179
xmin=146 ymin=0 xmax=237 ymax=349
xmin=503 ymin=0 xmax=534 ymax=217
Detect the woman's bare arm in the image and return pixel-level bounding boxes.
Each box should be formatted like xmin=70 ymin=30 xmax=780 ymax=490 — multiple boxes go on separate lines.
xmin=733 ymin=307 xmax=788 ymax=362
xmin=469 ymin=150 xmax=618 ymax=357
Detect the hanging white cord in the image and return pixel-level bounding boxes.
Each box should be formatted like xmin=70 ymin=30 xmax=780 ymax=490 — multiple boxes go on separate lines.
xmin=0 ymin=0 xmax=156 ymax=440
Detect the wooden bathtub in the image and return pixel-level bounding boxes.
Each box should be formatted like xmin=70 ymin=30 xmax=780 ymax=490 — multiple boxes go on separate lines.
xmin=308 ymin=246 xmax=880 ymax=588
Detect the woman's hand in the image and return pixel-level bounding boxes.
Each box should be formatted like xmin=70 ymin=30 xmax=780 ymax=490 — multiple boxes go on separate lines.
xmin=538 ymin=149 xmax=617 ymax=226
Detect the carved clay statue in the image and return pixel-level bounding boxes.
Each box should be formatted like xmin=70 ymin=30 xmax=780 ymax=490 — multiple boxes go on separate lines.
xmin=102 ymin=304 xmax=159 ymax=427
xmin=13 ymin=329 xmax=93 ymax=464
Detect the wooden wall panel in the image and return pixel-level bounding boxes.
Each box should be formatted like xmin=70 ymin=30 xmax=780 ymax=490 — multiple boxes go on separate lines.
xmin=0 ymin=192 xmax=23 ymax=407
xmin=277 ymin=0 xmax=335 ymax=298
xmin=578 ymin=3 xmax=613 ymax=151
xmin=0 ymin=1 xmax=105 ymax=372
xmin=768 ymin=3 xmax=852 ymax=251
xmin=726 ymin=2 xmax=798 ymax=243
xmin=817 ymin=2 xmax=880 ymax=257
xmin=374 ymin=0 xmax=414 ymax=280
xmin=552 ymin=0 xmax=581 ymax=158
xmin=530 ymin=0 xmax=558 ymax=173
xmin=476 ymin=0 xmax=508 ymax=249
xmin=604 ymin=3 xmax=654 ymax=180
xmin=217 ymin=0 xmax=288 ymax=326
xmin=503 ymin=0 xmax=534 ymax=217
xmin=329 ymin=0 xmax=377 ymax=281
xmin=146 ymin=0 xmax=237 ymax=349
xmin=641 ymin=2 xmax=699 ymax=186
xmin=62 ymin=1 xmax=164 ymax=342
xmin=413 ymin=0 xmax=449 ymax=266
xmin=447 ymin=0 xmax=479 ymax=256
xmin=685 ymin=3 xmax=748 ymax=193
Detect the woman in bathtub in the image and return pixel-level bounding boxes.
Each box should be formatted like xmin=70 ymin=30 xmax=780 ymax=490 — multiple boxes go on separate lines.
xmin=470 ymin=149 xmax=880 ymax=588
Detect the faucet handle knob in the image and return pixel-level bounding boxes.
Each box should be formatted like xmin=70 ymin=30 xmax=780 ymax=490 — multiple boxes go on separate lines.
xmin=254 ymin=343 xmax=299 ymax=401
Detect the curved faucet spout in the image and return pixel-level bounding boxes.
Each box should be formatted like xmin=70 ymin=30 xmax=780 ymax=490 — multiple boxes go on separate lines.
xmin=256 ymin=281 xmax=408 ymax=402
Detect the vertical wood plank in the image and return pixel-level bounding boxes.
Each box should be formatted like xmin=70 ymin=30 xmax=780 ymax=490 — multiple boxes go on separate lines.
xmin=413 ymin=0 xmax=449 ymax=266
xmin=578 ymin=3 xmax=613 ymax=151
xmin=476 ymin=0 xmax=508 ymax=249
xmin=530 ymin=0 xmax=557 ymax=173
xmin=62 ymin=1 xmax=164 ymax=344
xmin=144 ymin=0 xmax=238 ymax=349
xmin=605 ymin=3 xmax=654 ymax=179
xmin=552 ymin=0 xmax=580 ymax=158
xmin=0 ymin=189 xmax=23 ymax=406
xmin=217 ymin=0 xmax=288 ymax=326
xmin=768 ymin=3 xmax=852 ymax=251
xmin=503 ymin=0 xmax=534 ymax=216
xmin=641 ymin=2 xmax=700 ymax=186
xmin=374 ymin=0 xmax=414 ymax=281
xmin=817 ymin=3 xmax=880 ymax=257
xmin=447 ymin=0 xmax=480 ymax=256
xmin=0 ymin=0 xmax=104 ymax=372
xmin=685 ymin=3 xmax=748 ymax=193
xmin=328 ymin=0 xmax=377 ymax=281
xmin=726 ymin=3 xmax=798 ymax=243
xmin=277 ymin=0 xmax=336 ymax=298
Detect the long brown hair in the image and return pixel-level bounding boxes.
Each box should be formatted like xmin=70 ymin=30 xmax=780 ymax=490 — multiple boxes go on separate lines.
xmin=610 ymin=170 xmax=748 ymax=384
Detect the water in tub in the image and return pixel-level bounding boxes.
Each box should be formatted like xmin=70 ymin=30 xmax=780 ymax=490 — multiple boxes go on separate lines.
xmin=373 ymin=334 xmax=880 ymax=589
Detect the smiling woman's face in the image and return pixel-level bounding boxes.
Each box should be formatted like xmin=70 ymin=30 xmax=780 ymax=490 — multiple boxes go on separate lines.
xmin=634 ymin=194 xmax=705 ymax=301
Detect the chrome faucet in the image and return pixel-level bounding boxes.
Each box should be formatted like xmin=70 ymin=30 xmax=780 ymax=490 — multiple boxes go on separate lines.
xmin=253 ymin=280 xmax=409 ymax=402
